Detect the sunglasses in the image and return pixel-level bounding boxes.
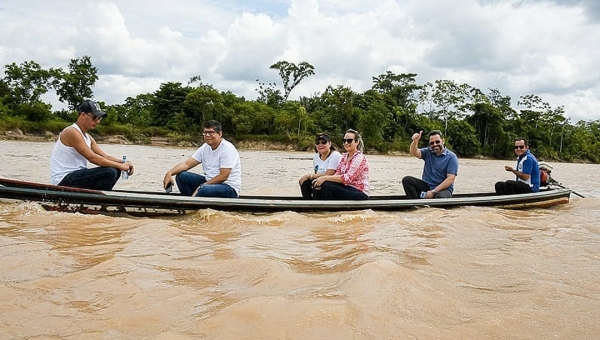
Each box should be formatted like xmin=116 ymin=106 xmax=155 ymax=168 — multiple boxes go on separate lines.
xmin=342 ymin=138 xmax=355 ymax=144
xmin=429 ymin=140 xmax=442 ymax=146
xmin=514 ymin=145 xmax=526 ymax=150
xmin=315 ymin=140 xmax=328 ymax=145
xmin=86 ymin=113 xmax=102 ymax=122
xmin=202 ymin=130 xmax=217 ymax=136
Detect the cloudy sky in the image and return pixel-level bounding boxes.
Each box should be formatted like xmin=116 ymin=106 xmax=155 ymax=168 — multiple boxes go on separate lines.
xmin=1 ymin=0 xmax=599 ymax=122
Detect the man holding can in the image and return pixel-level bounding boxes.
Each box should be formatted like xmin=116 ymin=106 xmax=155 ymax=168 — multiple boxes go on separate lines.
xmin=50 ymin=100 xmax=134 ymax=190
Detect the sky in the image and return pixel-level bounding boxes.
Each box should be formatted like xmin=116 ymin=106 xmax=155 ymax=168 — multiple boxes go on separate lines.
xmin=1 ymin=0 xmax=600 ymax=122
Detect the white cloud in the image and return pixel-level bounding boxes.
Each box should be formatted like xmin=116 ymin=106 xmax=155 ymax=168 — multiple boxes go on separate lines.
xmin=1 ymin=0 xmax=599 ymax=122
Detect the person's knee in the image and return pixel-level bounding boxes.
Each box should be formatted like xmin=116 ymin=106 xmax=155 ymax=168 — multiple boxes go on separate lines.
xmin=495 ymin=181 xmax=505 ymax=194
xmin=175 ymin=171 xmax=189 ymax=182
xmin=196 ymin=184 xmax=237 ymax=198
xmin=175 ymin=171 xmax=197 ymax=188
xmin=317 ymin=182 xmax=334 ymax=198
xmin=402 ymin=176 xmax=417 ymax=186
xmin=108 ymin=167 xmax=119 ymax=179
xmin=195 ymin=185 xmax=208 ymax=197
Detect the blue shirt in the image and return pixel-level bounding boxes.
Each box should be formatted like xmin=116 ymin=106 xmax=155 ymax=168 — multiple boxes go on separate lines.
xmin=516 ymin=150 xmax=540 ymax=192
xmin=419 ymin=147 xmax=459 ymax=193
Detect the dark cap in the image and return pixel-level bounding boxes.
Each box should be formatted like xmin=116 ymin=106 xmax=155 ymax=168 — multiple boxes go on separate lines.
xmin=79 ymin=100 xmax=107 ymax=118
xmin=315 ymin=134 xmax=330 ymax=142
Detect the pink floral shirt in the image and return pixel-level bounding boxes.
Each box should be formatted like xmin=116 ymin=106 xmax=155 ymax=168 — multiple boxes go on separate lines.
xmin=335 ymin=151 xmax=370 ymax=195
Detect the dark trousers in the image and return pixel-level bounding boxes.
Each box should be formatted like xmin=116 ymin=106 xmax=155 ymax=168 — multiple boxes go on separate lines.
xmin=58 ymin=167 xmax=120 ymax=191
xmin=495 ymin=180 xmax=533 ymax=195
xmin=300 ymin=180 xmax=314 ymax=199
xmin=401 ymin=176 xmax=452 ymax=199
xmin=313 ymin=182 xmax=368 ymax=200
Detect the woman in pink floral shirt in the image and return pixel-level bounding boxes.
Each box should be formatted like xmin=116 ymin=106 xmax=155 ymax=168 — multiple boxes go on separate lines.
xmin=311 ymin=129 xmax=369 ymax=199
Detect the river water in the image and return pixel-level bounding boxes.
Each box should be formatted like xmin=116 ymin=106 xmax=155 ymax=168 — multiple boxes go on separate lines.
xmin=1 ymin=140 xmax=599 ymax=339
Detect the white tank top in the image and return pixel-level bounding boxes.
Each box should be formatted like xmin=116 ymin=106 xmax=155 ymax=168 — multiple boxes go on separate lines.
xmin=49 ymin=123 xmax=92 ymax=185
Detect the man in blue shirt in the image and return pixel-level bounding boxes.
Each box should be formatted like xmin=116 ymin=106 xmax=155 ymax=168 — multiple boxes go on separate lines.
xmin=495 ymin=137 xmax=540 ymax=195
xmin=402 ymin=130 xmax=459 ymax=199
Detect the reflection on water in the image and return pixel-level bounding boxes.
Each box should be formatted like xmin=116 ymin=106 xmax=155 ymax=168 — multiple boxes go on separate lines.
xmin=0 ymin=141 xmax=599 ymax=339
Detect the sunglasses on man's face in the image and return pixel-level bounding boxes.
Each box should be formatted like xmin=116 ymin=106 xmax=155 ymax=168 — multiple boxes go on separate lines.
xmin=514 ymin=145 xmax=526 ymax=150
xmin=342 ymin=138 xmax=355 ymax=144
xmin=86 ymin=113 xmax=102 ymax=122
xmin=315 ymin=140 xmax=328 ymax=145
xmin=429 ymin=140 xmax=442 ymax=146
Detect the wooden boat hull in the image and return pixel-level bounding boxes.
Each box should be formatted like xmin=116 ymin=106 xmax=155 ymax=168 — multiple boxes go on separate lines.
xmin=0 ymin=178 xmax=572 ymax=216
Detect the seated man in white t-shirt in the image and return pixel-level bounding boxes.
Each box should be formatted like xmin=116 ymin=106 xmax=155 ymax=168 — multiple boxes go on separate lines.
xmin=163 ymin=120 xmax=241 ymax=198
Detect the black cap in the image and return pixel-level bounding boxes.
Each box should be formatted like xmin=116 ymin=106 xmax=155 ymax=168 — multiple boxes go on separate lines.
xmin=315 ymin=134 xmax=330 ymax=142
xmin=79 ymin=100 xmax=107 ymax=118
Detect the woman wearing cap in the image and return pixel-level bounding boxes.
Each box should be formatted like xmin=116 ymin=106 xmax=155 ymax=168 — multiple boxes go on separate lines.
xmin=298 ymin=133 xmax=342 ymax=199
xmin=311 ymin=129 xmax=369 ymax=200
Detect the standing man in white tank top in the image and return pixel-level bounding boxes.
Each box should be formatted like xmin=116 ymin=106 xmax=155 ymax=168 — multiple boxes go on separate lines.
xmin=49 ymin=100 xmax=134 ymax=190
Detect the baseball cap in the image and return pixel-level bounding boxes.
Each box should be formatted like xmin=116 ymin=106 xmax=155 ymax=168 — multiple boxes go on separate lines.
xmin=315 ymin=134 xmax=331 ymax=142
xmin=79 ymin=100 xmax=107 ymax=118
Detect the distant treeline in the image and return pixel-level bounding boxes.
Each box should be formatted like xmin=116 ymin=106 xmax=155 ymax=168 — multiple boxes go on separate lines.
xmin=1 ymin=56 xmax=599 ymax=162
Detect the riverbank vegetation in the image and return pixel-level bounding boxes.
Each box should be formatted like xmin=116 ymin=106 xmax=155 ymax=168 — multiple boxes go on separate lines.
xmin=1 ymin=56 xmax=599 ymax=162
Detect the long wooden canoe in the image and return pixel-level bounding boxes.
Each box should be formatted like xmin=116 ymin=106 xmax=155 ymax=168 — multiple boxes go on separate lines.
xmin=0 ymin=177 xmax=572 ymax=216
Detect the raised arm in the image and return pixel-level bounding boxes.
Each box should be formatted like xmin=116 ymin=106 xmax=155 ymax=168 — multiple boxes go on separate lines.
xmin=409 ymin=130 xmax=423 ymax=159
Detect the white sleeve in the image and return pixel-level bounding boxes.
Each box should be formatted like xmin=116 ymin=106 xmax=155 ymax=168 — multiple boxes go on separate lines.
xmin=327 ymin=151 xmax=342 ymax=170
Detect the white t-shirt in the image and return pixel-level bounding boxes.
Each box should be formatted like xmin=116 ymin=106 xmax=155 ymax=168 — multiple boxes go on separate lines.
xmin=191 ymin=139 xmax=242 ymax=195
xmin=312 ymin=150 xmax=342 ymax=174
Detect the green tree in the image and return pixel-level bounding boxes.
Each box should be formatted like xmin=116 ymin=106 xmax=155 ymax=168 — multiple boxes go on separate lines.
xmin=269 ymin=61 xmax=315 ymax=101
xmin=3 ymin=60 xmax=52 ymax=109
xmin=15 ymin=101 xmax=53 ymax=122
xmin=309 ymin=85 xmax=360 ymax=138
xmin=180 ymin=84 xmax=224 ymax=131
xmin=371 ymin=71 xmax=421 ymax=140
xmin=357 ymin=97 xmax=387 ymax=151
xmin=434 ymin=80 xmax=471 ymax=133
xmin=121 ymin=93 xmax=154 ymax=127
xmin=466 ymin=102 xmax=510 ymax=157
xmin=445 ymin=119 xmax=481 ymax=157
xmin=231 ymin=101 xmax=275 ymax=135
xmin=255 ymin=79 xmax=284 ymax=108
xmin=151 ymin=82 xmax=190 ymax=127
xmin=51 ymin=56 xmax=98 ymax=111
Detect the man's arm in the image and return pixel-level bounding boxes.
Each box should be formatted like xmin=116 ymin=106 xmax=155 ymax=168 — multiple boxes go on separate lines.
xmin=61 ymin=128 xmax=129 ymax=171
xmin=163 ymin=158 xmax=201 ymax=188
xmin=432 ymin=174 xmax=456 ymax=193
xmin=409 ymin=131 xmax=423 ymax=159
xmin=504 ymin=166 xmax=531 ymax=180
xmin=424 ymin=174 xmax=456 ymax=199
xmin=205 ymin=168 xmax=232 ymax=184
